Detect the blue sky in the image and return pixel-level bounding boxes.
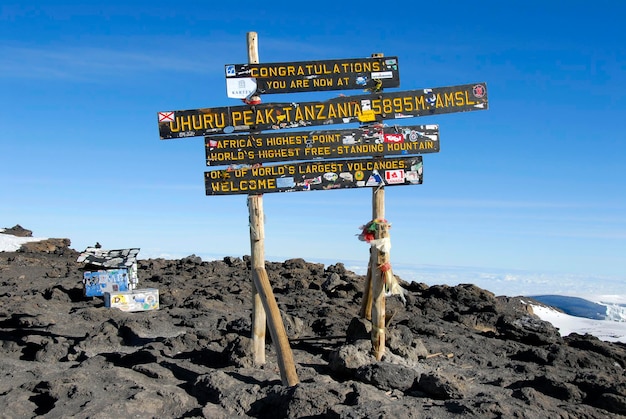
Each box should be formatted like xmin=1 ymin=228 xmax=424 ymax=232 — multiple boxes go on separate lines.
xmin=1 ymin=1 xmax=625 ymax=293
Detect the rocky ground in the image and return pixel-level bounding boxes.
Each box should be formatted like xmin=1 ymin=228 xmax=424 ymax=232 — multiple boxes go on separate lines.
xmin=1 ymin=226 xmax=626 ymax=418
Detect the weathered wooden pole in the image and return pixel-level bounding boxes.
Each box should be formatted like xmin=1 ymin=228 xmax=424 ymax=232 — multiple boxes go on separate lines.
xmin=247 ymin=32 xmax=267 ymax=367
xmin=246 ymin=32 xmax=299 ymax=386
xmin=359 ymin=52 xmax=385 ymax=323
xmin=370 ymin=187 xmax=388 ymax=360
xmin=253 ymin=268 xmax=299 ymax=386
xmin=248 ymin=195 xmax=267 ymax=365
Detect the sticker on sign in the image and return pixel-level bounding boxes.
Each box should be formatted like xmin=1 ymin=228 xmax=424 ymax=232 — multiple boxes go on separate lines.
xmin=385 ymin=169 xmax=405 ymax=184
xmin=226 ymin=78 xmax=257 ymax=99
xmin=383 ymin=133 xmax=404 ymax=143
xmin=158 ymin=112 xmax=175 ymax=123
xmin=372 ymin=71 xmax=394 ymax=79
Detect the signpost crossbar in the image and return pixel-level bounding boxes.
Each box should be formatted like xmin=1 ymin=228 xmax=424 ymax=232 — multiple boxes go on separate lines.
xmin=224 ymin=56 xmax=400 ymax=95
xmin=205 ymin=156 xmax=423 ymax=195
xmin=205 ymin=124 xmax=439 ymax=166
xmin=157 ymin=83 xmax=487 ymax=139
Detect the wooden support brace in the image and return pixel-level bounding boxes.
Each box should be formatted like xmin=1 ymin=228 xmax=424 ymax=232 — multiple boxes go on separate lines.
xmin=253 ymin=267 xmax=299 ymax=386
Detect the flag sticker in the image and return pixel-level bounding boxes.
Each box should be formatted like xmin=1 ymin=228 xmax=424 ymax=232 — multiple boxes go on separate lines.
xmin=385 ymin=169 xmax=405 ymax=184
xmin=384 ymin=133 xmax=404 ymax=143
xmin=158 ymin=112 xmax=175 ymax=123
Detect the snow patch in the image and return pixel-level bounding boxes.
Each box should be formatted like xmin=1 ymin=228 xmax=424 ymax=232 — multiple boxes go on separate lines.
xmin=531 ymin=304 xmax=626 ymax=343
xmin=0 ymin=232 xmax=48 ymax=252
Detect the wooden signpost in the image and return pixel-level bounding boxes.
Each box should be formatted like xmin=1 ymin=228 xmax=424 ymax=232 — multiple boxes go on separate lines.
xmin=157 ymin=31 xmax=488 ymax=375
xmin=244 ymin=33 xmax=299 ymax=387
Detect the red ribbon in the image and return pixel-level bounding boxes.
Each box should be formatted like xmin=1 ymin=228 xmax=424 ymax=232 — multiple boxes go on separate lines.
xmin=379 ymin=262 xmax=392 ymax=272
xmin=242 ymin=97 xmax=261 ymax=105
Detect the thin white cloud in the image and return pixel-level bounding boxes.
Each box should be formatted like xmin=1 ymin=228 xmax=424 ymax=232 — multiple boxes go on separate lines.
xmin=509 ymin=228 xmax=626 ymax=240
xmin=0 ymin=34 xmax=343 ymax=83
xmin=396 ymin=197 xmax=626 ymax=211
xmin=0 ymin=42 xmax=221 ymax=81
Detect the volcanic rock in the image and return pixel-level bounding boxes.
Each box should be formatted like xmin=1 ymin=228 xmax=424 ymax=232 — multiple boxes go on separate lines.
xmin=1 ymin=229 xmax=625 ymax=417
xmin=2 ymin=224 xmax=32 ymax=237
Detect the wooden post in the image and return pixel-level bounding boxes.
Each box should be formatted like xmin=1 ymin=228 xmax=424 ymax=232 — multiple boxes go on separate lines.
xmin=247 ymin=32 xmax=267 ymax=367
xmin=246 ymin=32 xmax=299 ymax=386
xmin=369 ymin=53 xmax=388 ymax=359
xmin=359 ymin=186 xmax=385 ymax=320
xmin=370 ymin=187 xmax=387 ymax=360
xmin=249 ymin=195 xmax=267 ymax=365
xmin=359 ymin=52 xmax=385 ymax=322
xmin=253 ymin=268 xmax=299 ymax=386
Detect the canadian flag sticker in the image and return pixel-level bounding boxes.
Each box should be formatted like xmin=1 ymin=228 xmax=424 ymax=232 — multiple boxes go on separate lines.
xmin=385 ymin=169 xmax=405 ymax=184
